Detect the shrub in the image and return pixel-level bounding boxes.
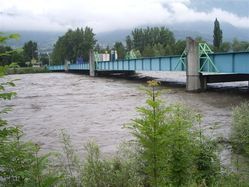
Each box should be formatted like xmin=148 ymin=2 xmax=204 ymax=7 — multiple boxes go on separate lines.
xmin=231 ymin=102 xmax=249 ymax=157
xmin=59 ymin=130 xmax=82 ymax=187
xmin=126 ymin=80 xmax=221 ymax=186
xmin=0 ymin=33 xmax=60 ymax=186
xmin=82 ymin=141 xmax=143 ymax=187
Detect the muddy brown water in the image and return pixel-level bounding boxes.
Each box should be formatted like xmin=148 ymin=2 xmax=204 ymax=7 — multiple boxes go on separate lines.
xmin=1 ymin=72 xmax=248 ymax=168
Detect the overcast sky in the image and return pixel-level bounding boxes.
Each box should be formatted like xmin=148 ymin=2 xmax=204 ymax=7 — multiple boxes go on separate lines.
xmin=0 ymin=0 xmax=249 ymax=33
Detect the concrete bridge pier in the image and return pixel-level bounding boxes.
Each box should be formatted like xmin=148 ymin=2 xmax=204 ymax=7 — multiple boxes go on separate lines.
xmin=186 ymin=37 xmax=202 ymax=91
xmin=89 ymin=50 xmax=96 ymax=77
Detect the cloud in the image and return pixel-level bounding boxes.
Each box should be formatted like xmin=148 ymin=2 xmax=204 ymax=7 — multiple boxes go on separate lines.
xmin=0 ymin=0 xmax=248 ymax=32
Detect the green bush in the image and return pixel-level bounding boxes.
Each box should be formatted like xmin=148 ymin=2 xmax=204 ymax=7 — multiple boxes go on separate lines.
xmin=58 ymin=130 xmax=82 ymax=187
xmin=126 ymin=80 xmax=220 ymax=186
xmin=0 ymin=34 xmax=60 ymax=186
xmin=82 ymin=141 xmax=143 ymax=187
xmin=231 ymin=102 xmax=249 ymax=157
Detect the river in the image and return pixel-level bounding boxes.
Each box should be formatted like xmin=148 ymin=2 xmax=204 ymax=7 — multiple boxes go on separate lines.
xmin=1 ymin=72 xmax=249 ymax=168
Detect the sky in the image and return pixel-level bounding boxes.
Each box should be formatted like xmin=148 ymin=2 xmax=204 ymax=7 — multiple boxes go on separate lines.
xmin=0 ymin=0 xmax=249 ymax=33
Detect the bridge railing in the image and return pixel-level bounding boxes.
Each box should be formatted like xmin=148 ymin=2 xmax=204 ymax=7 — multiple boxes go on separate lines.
xmin=47 ymin=51 xmax=249 ymax=74
xmin=97 ymin=55 xmax=183 ymax=71
xmin=48 ymin=65 xmax=64 ymax=71
xmin=68 ymin=63 xmax=89 ymax=70
xmin=201 ymin=51 xmax=249 ymax=74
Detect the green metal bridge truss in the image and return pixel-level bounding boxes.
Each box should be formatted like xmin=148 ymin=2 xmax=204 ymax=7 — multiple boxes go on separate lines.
xmin=175 ymin=43 xmax=219 ymax=72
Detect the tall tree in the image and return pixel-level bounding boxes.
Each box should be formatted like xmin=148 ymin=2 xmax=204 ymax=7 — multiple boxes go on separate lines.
xmin=114 ymin=42 xmax=126 ymax=59
xmin=51 ymin=27 xmax=96 ymax=65
xmin=23 ymin=40 xmax=38 ymax=63
xmin=125 ymin=35 xmax=133 ymax=51
xmin=127 ymin=27 xmax=175 ymax=57
xmin=213 ymin=18 xmax=223 ymax=51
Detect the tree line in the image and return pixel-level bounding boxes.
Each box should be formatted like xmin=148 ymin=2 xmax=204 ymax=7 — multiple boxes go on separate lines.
xmin=0 ymin=40 xmax=40 ymax=67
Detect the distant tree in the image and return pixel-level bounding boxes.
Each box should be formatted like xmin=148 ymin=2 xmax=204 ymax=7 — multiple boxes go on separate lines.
xmin=11 ymin=50 xmax=25 ymax=67
xmin=114 ymin=42 xmax=126 ymax=59
xmin=232 ymin=38 xmax=249 ymax=52
xmin=213 ymin=18 xmax=223 ymax=51
xmin=23 ymin=40 xmax=38 ymax=63
xmin=142 ymin=45 xmax=154 ymax=57
xmin=0 ymin=46 xmax=13 ymax=66
xmin=51 ymin=27 xmax=96 ymax=65
xmin=94 ymin=44 xmax=102 ymax=52
xmin=220 ymin=42 xmax=231 ymax=52
xmin=125 ymin=35 xmax=133 ymax=51
xmin=174 ymin=40 xmax=186 ymax=55
xmin=195 ymin=36 xmax=206 ymax=43
xmin=152 ymin=43 xmax=166 ymax=56
xmin=127 ymin=27 xmax=175 ymax=57
xmin=40 ymin=53 xmax=49 ymax=66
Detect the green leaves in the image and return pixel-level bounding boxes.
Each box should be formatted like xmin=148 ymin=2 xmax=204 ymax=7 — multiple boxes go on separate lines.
xmin=231 ymin=102 xmax=249 ymax=156
xmin=0 ymin=92 xmax=16 ymax=100
xmin=0 ymin=33 xmax=20 ymax=44
xmin=213 ymin=18 xmax=223 ymax=51
xmin=126 ymin=81 xmax=221 ymax=186
xmin=52 ymin=27 xmax=96 ymax=65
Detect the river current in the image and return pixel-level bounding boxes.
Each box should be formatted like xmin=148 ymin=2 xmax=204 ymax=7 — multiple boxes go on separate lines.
xmin=1 ymin=72 xmax=248 ymax=167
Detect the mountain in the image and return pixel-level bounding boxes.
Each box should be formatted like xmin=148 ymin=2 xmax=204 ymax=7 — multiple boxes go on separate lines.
xmin=170 ymin=21 xmax=249 ymax=42
xmin=96 ymin=21 xmax=249 ymax=45
xmin=4 ymin=22 xmax=249 ymax=51
xmin=95 ymin=29 xmax=130 ymax=46
xmin=5 ymin=31 xmax=63 ymax=52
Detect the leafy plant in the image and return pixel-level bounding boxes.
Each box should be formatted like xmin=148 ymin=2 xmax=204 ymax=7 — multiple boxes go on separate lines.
xmin=126 ymin=80 xmax=221 ymax=186
xmin=59 ymin=130 xmax=82 ymax=187
xmin=0 ymin=33 xmax=60 ymax=187
xmin=82 ymin=141 xmax=143 ymax=187
xmin=231 ymin=102 xmax=249 ymax=157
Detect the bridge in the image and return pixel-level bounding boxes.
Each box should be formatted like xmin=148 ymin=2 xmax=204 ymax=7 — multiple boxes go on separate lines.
xmin=48 ymin=37 xmax=249 ymax=91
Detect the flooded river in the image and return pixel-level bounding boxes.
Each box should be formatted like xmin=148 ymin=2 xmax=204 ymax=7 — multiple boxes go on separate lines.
xmin=1 ymin=72 xmax=249 ymax=167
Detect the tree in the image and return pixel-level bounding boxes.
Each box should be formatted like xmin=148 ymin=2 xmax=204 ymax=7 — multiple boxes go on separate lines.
xmin=174 ymin=40 xmax=186 ymax=55
xmin=125 ymin=35 xmax=133 ymax=51
xmin=40 ymin=53 xmax=49 ymax=66
xmin=0 ymin=33 xmax=60 ymax=186
xmin=220 ymin=42 xmax=231 ymax=52
xmin=126 ymin=80 xmax=220 ymax=186
xmin=126 ymin=27 xmax=176 ymax=57
xmin=23 ymin=40 xmax=38 ymax=63
xmin=142 ymin=45 xmax=154 ymax=57
xmin=0 ymin=46 xmax=13 ymax=66
xmin=114 ymin=42 xmax=126 ymax=59
xmin=213 ymin=18 xmax=223 ymax=51
xmin=51 ymin=27 xmax=96 ymax=65
xmin=232 ymin=38 xmax=249 ymax=52
xmin=195 ymin=36 xmax=206 ymax=43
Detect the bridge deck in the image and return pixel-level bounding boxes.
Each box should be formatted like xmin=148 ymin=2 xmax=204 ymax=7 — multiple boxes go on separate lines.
xmin=48 ymin=51 xmax=249 ymax=74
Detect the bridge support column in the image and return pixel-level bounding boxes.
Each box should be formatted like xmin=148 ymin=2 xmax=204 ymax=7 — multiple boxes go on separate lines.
xmin=186 ymin=37 xmax=201 ymax=91
xmin=89 ymin=50 xmax=96 ymax=77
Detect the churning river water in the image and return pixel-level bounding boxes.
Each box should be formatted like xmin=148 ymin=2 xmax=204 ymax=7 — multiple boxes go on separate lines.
xmin=1 ymin=72 xmax=249 ymax=168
